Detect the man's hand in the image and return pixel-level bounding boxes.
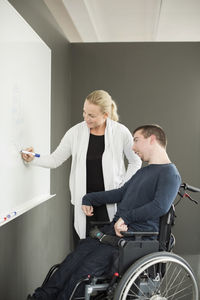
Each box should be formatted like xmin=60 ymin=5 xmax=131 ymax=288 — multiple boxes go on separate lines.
xmin=114 ymin=218 xmax=128 ymax=237
xmin=82 ymin=205 xmax=94 ymax=216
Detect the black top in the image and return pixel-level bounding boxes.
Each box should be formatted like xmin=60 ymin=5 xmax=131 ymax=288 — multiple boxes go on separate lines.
xmin=86 ymin=133 xmax=105 ymax=193
xmin=86 ymin=134 xmax=109 ymax=233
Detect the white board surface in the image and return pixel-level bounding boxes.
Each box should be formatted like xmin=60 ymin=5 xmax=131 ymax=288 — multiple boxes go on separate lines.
xmin=0 ymin=0 xmax=53 ymax=225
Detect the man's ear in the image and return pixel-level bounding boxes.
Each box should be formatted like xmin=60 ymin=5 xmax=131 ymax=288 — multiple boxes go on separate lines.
xmin=150 ymin=134 xmax=157 ymax=144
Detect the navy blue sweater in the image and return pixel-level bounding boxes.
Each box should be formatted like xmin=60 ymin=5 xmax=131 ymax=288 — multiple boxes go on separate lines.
xmin=82 ymin=163 xmax=181 ymax=233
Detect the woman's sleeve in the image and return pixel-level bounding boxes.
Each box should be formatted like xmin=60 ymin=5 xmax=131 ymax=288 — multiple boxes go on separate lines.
xmin=122 ymin=127 xmax=142 ymax=183
xmin=30 ymin=128 xmax=73 ymax=169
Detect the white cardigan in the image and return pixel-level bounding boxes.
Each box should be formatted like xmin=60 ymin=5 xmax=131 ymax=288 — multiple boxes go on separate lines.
xmin=31 ymin=118 xmax=141 ymax=238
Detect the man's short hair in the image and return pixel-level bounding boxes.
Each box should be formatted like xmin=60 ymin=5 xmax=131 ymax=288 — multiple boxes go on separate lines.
xmin=133 ymin=124 xmax=167 ymax=148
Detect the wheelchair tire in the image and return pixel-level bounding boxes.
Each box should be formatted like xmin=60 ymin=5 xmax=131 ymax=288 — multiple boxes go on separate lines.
xmin=113 ymin=251 xmax=199 ymax=300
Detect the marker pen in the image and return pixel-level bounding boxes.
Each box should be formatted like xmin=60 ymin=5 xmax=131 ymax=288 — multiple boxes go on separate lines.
xmin=0 ymin=212 xmax=17 ymax=224
xmin=7 ymin=212 xmax=17 ymax=218
xmin=21 ymin=150 xmax=40 ymax=157
xmin=0 ymin=216 xmax=7 ymax=223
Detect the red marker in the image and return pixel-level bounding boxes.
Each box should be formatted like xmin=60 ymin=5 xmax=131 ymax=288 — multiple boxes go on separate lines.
xmin=0 ymin=217 xmax=7 ymax=223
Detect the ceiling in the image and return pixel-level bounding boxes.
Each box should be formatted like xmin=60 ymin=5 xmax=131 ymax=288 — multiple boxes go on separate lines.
xmin=43 ymin=0 xmax=200 ymax=42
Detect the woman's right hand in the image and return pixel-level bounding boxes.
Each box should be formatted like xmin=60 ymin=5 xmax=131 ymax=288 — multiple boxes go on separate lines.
xmin=21 ymin=147 xmax=35 ymax=162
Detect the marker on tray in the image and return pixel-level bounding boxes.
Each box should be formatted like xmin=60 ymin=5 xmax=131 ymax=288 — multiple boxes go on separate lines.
xmin=0 ymin=216 xmax=7 ymax=223
xmin=21 ymin=150 xmax=40 ymax=157
xmin=7 ymin=212 xmax=17 ymax=218
xmin=0 ymin=212 xmax=17 ymax=224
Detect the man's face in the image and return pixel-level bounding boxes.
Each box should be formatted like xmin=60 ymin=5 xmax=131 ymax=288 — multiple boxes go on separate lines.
xmin=132 ymin=130 xmax=151 ymax=162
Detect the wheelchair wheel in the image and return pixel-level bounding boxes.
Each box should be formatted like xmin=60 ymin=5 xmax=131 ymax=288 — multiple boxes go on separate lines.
xmin=114 ymin=252 xmax=199 ymax=300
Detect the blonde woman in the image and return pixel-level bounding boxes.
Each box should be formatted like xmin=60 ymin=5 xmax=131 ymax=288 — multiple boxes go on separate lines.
xmin=22 ymin=90 xmax=141 ymax=238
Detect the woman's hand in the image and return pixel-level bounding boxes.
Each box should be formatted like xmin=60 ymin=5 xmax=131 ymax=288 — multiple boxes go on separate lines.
xmin=21 ymin=147 xmax=35 ymax=162
xmin=82 ymin=205 xmax=94 ymax=216
xmin=114 ymin=218 xmax=128 ymax=237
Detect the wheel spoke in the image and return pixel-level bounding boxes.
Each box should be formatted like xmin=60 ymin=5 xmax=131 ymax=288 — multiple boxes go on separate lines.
xmin=162 ymin=262 xmax=180 ymax=295
xmin=162 ymin=263 xmax=194 ymax=299
xmin=114 ymin=253 xmax=198 ymax=300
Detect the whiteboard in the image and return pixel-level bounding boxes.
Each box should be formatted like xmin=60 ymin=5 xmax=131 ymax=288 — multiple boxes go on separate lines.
xmin=0 ymin=0 xmax=52 ymax=225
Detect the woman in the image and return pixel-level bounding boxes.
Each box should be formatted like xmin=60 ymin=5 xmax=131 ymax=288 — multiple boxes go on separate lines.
xmin=22 ymin=90 xmax=141 ymax=238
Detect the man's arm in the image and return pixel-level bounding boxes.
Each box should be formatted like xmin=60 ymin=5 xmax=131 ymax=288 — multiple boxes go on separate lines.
xmin=82 ymin=186 xmax=124 ymax=207
xmin=121 ymin=173 xmax=181 ymax=225
xmin=82 ymin=177 xmax=132 ymax=207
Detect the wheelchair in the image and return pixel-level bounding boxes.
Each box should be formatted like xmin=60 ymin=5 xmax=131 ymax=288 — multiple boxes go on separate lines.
xmin=41 ymin=183 xmax=200 ymax=300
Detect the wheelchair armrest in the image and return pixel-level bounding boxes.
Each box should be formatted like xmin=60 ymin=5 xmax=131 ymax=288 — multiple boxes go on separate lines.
xmin=90 ymin=221 xmax=111 ymax=227
xmin=120 ymin=231 xmax=159 ymax=240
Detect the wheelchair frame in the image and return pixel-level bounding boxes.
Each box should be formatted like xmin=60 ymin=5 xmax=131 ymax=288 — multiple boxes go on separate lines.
xmin=41 ymin=185 xmax=199 ymax=300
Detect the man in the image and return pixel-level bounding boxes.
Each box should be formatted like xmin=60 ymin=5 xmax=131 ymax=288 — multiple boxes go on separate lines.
xmin=28 ymin=124 xmax=181 ymax=300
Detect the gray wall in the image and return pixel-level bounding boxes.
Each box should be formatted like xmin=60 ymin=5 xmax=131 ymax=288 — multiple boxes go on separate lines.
xmin=71 ymin=42 xmax=200 ymax=255
xmin=0 ymin=1 xmax=72 ymax=299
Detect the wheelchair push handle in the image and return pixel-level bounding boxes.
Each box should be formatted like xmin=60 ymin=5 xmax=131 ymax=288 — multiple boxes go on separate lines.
xmin=178 ymin=182 xmax=200 ymax=205
xmin=180 ymin=183 xmax=200 ymax=193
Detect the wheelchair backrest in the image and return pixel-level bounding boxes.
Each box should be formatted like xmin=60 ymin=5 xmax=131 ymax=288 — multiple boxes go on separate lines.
xmin=158 ymin=205 xmax=175 ymax=251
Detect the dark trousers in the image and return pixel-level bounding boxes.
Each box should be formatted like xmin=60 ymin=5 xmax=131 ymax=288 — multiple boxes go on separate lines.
xmin=33 ymin=237 xmax=118 ymax=300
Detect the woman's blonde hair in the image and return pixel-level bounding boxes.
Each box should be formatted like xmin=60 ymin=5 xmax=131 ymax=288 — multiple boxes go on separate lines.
xmin=86 ymin=90 xmax=119 ymax=121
